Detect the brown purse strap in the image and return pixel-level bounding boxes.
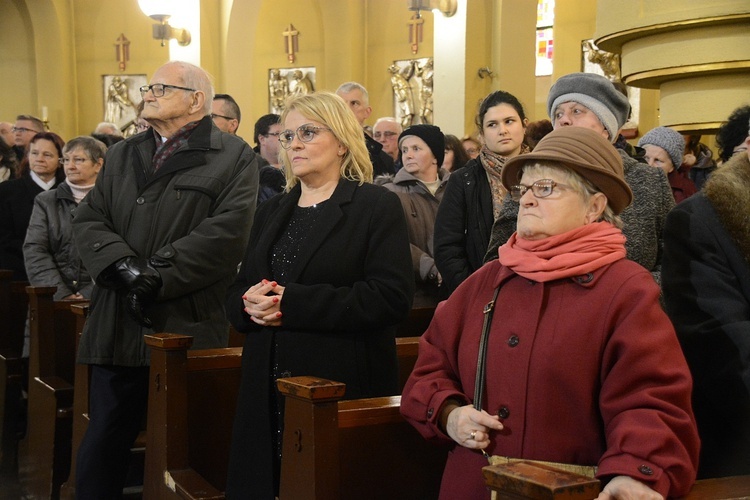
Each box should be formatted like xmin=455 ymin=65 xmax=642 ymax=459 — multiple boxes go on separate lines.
xmin=473 ymin=285 xmax=501 ymax=412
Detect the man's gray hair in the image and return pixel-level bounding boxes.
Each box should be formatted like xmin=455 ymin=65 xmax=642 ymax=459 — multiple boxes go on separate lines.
xmin=336 ymin=82 xmax=369 ymax=105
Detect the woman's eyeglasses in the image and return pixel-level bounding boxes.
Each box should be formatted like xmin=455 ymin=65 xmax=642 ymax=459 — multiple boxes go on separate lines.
xmin=279 ymin=125 xmax=332 ymax=150
xmin=510 ymin=179 xmax=571 ymax=202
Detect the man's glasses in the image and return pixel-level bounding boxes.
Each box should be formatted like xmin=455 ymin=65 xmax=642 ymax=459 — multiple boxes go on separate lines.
xmin=279 ymin=125 xmax=332 ymax=150
xmin=265 ymin=132 xmax=281 ymax=137
xmin=510 ymin=179 xmax=572 ymax=202
xmin=373 ymin=131 xmax=398 ymax=140
xmin=62 ymin=156 xmax=90 ymax=165
xmin=12 ymin=126 xmax=38 ymax=134
xmin=211 ymin=113 xmax=236 ymax=121
xmin=139 ymin=84 xmax=196 ymax=98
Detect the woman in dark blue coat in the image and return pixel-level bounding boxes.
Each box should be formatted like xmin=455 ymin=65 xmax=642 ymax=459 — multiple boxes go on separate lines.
xmin=225 ymin=92 xmax=414 ymax=498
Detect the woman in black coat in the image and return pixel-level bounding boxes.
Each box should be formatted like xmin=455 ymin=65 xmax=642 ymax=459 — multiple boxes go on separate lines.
xmin=0 ymin=132 xmax=65 ymax=279
xmin=225 ymin=92 xmax=414 ymax=498
xmin=433 ymin=91 xmax=529 ymax=297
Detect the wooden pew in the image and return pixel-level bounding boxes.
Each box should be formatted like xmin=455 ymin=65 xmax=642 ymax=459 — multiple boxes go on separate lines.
xmin=17 ymin=286 xmax=87 ymax=499
xmin=143 ymin=333 xmax=243 ymax=499
xmin=58 ymin=321 xmax=246 ymax=500
xmin=277 ymin=376 xmax=448 ymax=500
xmin=396 ymin=336 xmax=419 ymax=392
xmin=141 ymin=334 xmax=431 ymax=499
xmin=397 ymin=306 xmax=434 ymax=338
xmin=59 ymin=304 xmax=90 ymax=500
xmin=482 ymin=461 xmax=750 ymax=499
xmin=0 ymin=270 xmax=28 ymax=473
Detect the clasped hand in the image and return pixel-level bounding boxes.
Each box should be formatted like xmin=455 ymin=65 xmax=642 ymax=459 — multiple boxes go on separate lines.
xmin=446 ymin=404 xmax=503 ymax=450
xmin=243 ymin=279 xmax=285 ymax=326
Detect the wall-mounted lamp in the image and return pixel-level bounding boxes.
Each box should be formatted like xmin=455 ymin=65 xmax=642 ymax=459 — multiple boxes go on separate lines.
xmin=408 ymin=0 xmax=457 ymax=18
xmin=138 ymin=0 xmax=191 ymax=47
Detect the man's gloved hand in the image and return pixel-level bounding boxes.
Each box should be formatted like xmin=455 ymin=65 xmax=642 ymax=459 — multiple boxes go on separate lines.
xmin=97 ymin=256 xmax=163 ymax=327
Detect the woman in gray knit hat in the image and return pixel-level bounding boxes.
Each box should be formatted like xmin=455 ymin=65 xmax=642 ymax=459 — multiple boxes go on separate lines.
xmin=639 ymin=126 xmax=697 ymax=203
xmin=485 ymin=72 xmax=675 ymax=285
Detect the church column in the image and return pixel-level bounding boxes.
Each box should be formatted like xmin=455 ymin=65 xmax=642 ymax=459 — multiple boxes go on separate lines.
xmin=595 ymin=0 xmax=750 ymax=133
xmin=434 ymin=0 xmax=536 ymax=136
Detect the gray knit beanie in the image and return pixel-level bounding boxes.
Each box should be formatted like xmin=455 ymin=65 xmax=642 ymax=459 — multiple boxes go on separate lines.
xmin=638 ymin=126 xmax=685 ymax=169
xmin=547 ymin=73 xmax=631 ymax=143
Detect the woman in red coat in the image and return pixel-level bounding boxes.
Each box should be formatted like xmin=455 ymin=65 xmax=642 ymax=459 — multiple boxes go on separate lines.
xmin=401 ymin=127 xmax=699 ymax=500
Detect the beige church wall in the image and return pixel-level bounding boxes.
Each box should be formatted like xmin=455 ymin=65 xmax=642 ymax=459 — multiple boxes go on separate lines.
xmin=72 ymin=0 xmax=168 ymax=138
xmin=0 ymin=1 xmax=38 ymax=124
xmin=364 ymin=1 xmax=434 ymax=128
xmin=0 ymin=0 xmax=78 ymax=140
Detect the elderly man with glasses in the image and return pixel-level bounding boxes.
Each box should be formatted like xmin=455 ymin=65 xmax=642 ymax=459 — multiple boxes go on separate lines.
xmin=71 ymin=60 xmax=259 ymax=498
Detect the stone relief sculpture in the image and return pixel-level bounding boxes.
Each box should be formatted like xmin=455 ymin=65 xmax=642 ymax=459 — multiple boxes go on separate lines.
xmin=105 ymin=76 xmax=136 ymax=124
xmin=388 ymin=63 xmax=416 ymax=129
xmin=269 ymin=69 xmax=289 ymax=114
xmin=268 ymin=68 xmax=316 ymax=114
xmin=388 ymin=57 xmax=433 ymax=128
xmin=416 ymin=58 xmax=433 ymax=125
xmin=102 ymin=74 xmax=145 ymax=132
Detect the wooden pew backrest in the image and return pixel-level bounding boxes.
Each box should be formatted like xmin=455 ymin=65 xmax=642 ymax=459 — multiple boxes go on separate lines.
xmin=278 ymin=376 xmax=447 ymax=500
xmin=144 ymin=333 xmax=242 ymax=500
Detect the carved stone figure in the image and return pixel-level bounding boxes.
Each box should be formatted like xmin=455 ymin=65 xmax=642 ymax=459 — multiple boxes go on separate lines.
xmin=105 ymin=76 xmax=135 ymax=124
xmin=288 ymin=70 xmax=314 ymax=97
xmin=417 ymin=58 xmax=434 ymax=125
xmin=388 ymin=63 xmax=416 ymax=129
xmin=269 ymin=69 xmax=289 ymax=113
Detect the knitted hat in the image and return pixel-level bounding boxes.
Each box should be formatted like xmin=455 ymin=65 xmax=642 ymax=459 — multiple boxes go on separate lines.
xmin=547 ymin=73 xmax=631 ymax=143
xmin=502 ymin=127 xmax=633 ymax=214
xmin=398 ymin=124 xmax=445 ymax=166
xmin=637 ymin=126 xmax=685 ymax=170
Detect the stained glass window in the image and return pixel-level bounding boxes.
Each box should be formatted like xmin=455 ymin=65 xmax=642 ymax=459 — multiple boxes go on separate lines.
xmin=536 ymin=0 xmax=554 ymax=76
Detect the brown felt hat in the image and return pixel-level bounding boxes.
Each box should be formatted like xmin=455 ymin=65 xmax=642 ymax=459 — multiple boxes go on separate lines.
xmin=501 ymin=127 xmax=633 ymax=214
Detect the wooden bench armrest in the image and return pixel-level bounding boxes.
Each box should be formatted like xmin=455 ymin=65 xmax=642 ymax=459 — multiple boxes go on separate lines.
xmin=276 ymin=376 xmax=346 ymax=401
xmin=34 ymin=375 xmax=74 ymax=393
xmin=166 ymin=468 xmax=224 ymax=500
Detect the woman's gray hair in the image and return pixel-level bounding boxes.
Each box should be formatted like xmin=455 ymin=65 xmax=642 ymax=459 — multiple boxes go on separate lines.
xmin=521 ymin=162 xmax=623 ymax=228
xmin=63 ymin=136 xmax=108 ymax=163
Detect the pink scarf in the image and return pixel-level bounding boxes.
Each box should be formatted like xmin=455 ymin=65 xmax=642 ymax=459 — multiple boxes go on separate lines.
xmin=498 ymin=222 xmax=627 ymax=282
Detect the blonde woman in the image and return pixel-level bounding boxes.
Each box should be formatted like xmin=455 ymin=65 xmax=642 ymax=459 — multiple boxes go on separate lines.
xmin=225 ymin=91 xmax=414 ymax=498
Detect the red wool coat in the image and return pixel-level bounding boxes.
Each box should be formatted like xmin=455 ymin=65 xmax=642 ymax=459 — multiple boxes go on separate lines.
xmin=401 ymin=259 xmax=699 ymax=499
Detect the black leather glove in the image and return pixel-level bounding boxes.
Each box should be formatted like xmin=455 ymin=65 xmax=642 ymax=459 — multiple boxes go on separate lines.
xmin=97 ymin=257 xmax=163 ymax=327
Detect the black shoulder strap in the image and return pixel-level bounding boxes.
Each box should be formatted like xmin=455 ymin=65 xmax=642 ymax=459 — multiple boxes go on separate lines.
xmin=473 ymin=285 xmax=501 ymax=412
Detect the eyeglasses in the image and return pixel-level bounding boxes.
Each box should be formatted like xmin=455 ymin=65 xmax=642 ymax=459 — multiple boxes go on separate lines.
xmin=62 ymin=156 xmax=90 ymax=165
xmin=12 ymin=126 xmax=38 ymax=134
xmin=279 ymin=125 xmax=332 ymax=150
xmin=139 ymin=83 xmax=196 ymax=98
xmin=510 ymin=179 xmax=572 ymax=202
xmin=264 ymin=132 xmax=281 ymax=137
xmin=373 ymin=131 xmax=398 ymax=140
xmin=211 ymin=113 xmax=236 ymax=121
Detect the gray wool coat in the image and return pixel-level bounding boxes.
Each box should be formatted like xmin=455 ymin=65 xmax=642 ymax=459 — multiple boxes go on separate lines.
xmin=73 ymin=116 xmax=259 ymax=366
xmin=24 ymin=181 xmax=93 ymax=300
